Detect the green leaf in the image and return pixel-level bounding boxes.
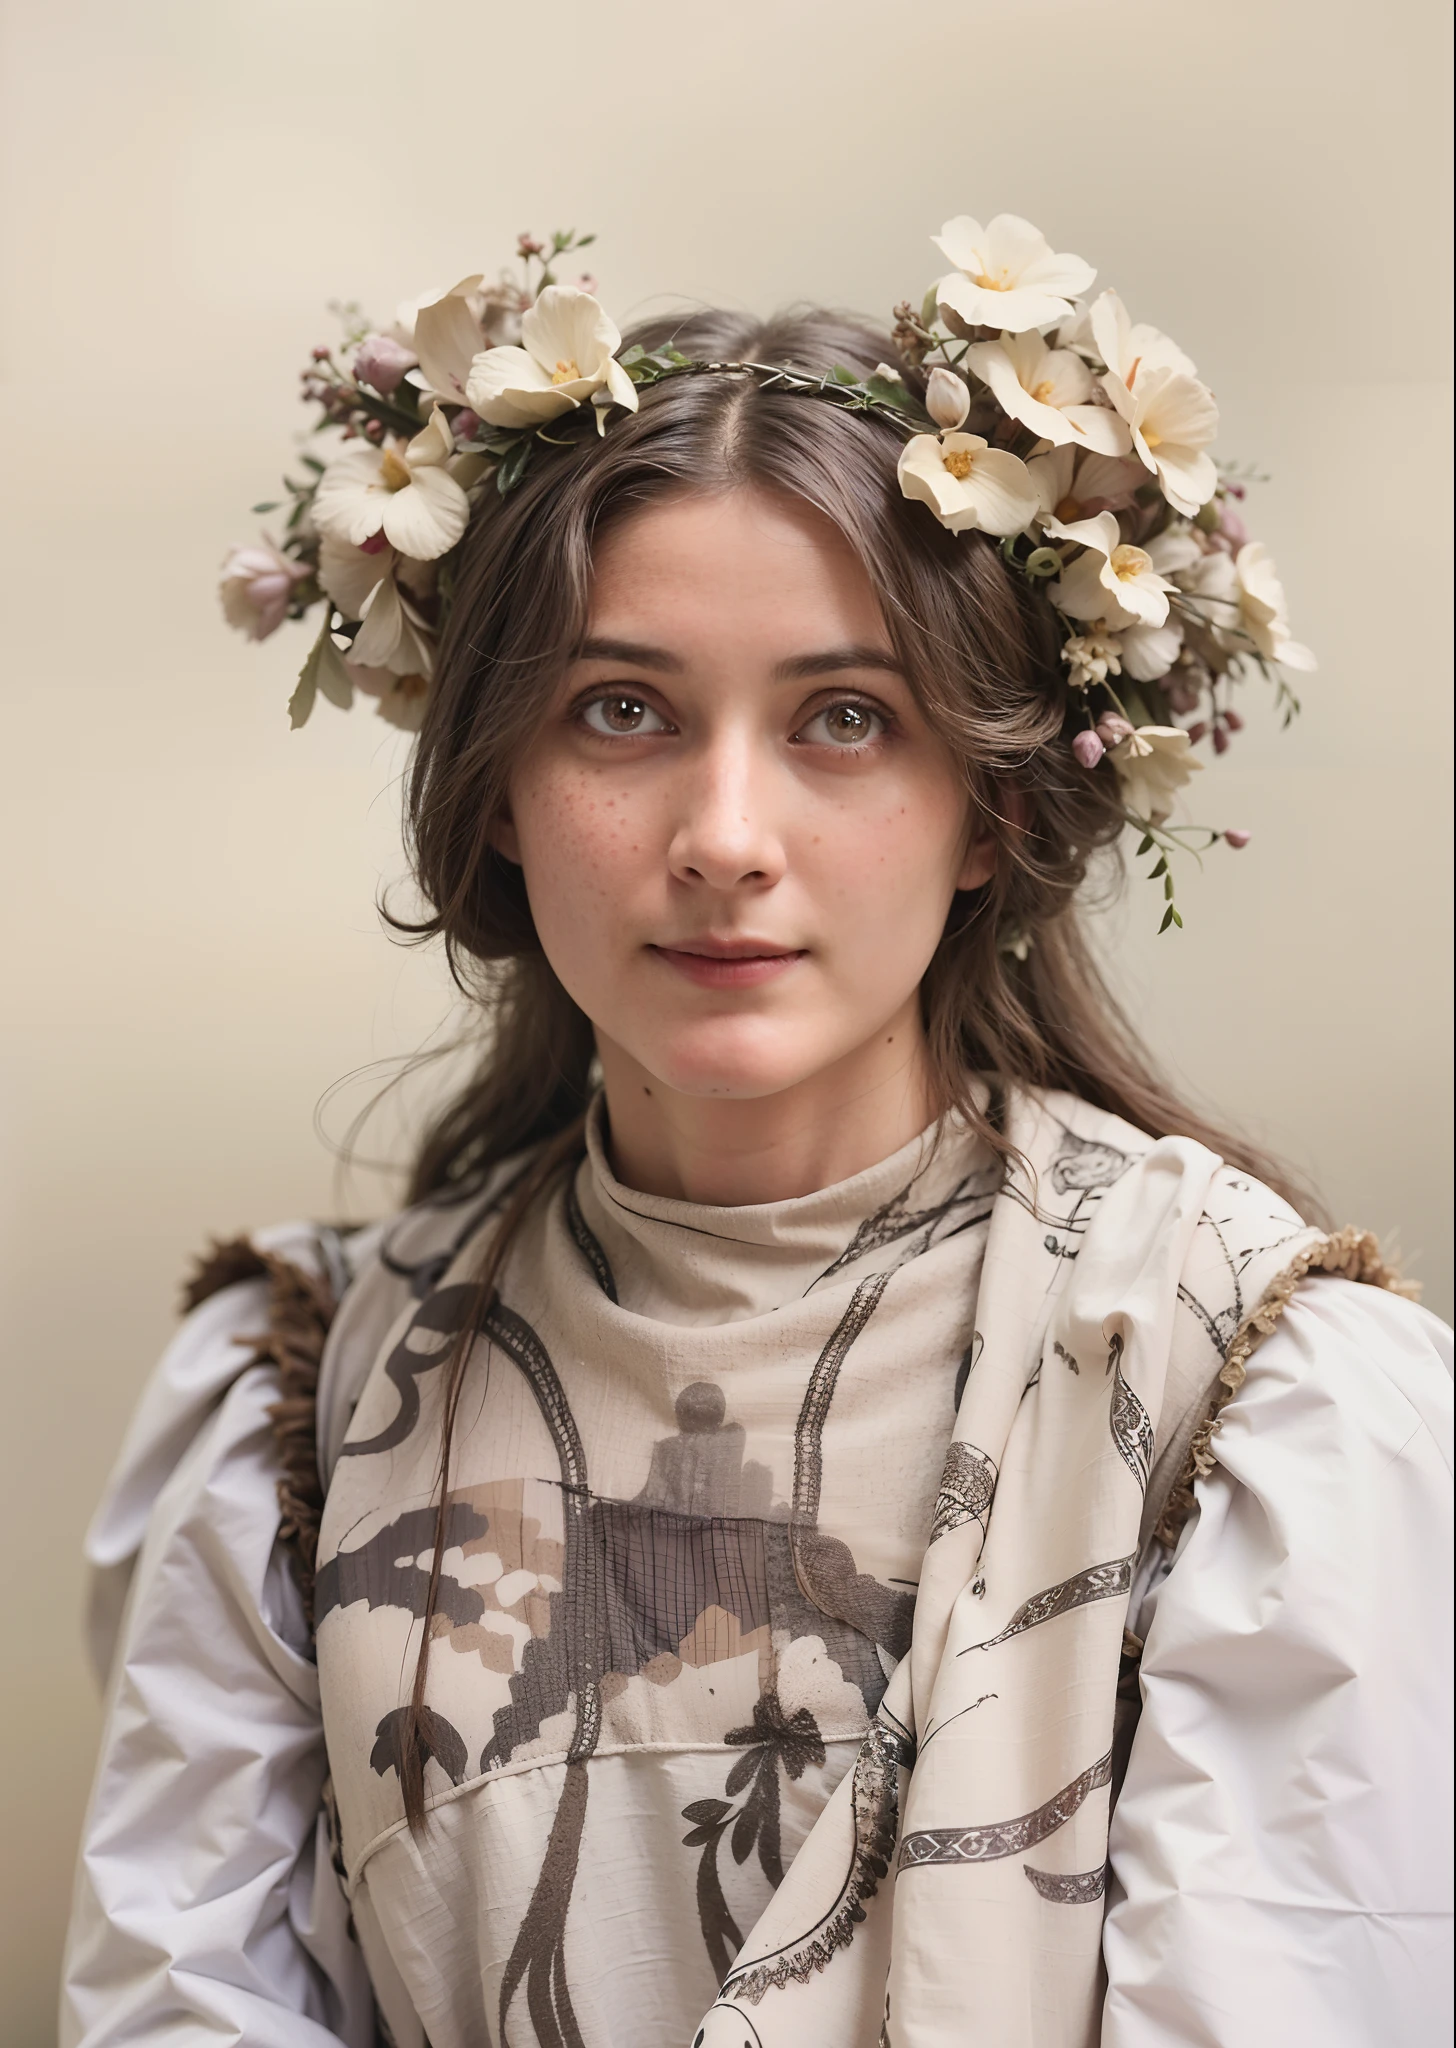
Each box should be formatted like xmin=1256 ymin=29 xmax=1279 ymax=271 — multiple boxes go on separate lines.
xmin=617 ymin=343 xmax=646 ymax=370
xmin=1135 ymin=833 xmax=1155 ymax=856
xmin=250 ymin=500 xmax=282 ymax=515
xmin=1163 ymin=873 xmax=1175 ymax=898
xmin=299 ymin=453 xmax=325 ymax=475
xmin=291 ymin=618 xmax=355 ymax=727
xmin=863 ymin=373 xmax=914 ymax=410
xmin=494 ymin=435 xmax=533 ymax=494
xmin=576 ymin=232 xmax=596 ymax=248
xmin=1158 ymin=904 xmax=1176 ymax=934
xmin=826 ymin=365 xmax=859 ymax=387
xmin=1149 ymin=856 xmax=1167 ymax=878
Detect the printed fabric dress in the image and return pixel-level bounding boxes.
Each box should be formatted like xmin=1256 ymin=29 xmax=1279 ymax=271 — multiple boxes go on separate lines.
xmin=314 ymin=1104 xmax=999 ymax=2048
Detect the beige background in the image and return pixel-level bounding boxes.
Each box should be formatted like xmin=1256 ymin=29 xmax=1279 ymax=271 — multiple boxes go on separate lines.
xmin=1 ymin=0 xmax=1451 ymax=2036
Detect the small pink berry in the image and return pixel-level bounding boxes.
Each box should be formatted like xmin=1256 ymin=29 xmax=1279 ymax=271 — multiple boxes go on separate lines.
xmin=1224 ymin=707 xmax=1244 ymax=732
xmin=1187 ymin=720 xmax=1207 ymax=744
xmin=1072 ymin=729 xmax=1106 ymax=768
xmin=1224 ymin=828 xmax=1252 ymax=849
xmin=574 ymin=273 xmax=599 ymax=296
xmin=363 ymin=417 xmax=385 ymax=443
xmin=1213 ymin=725 xmax=1230 ymax=754
xmin=311 ymin=344 xmax=331 ymax=362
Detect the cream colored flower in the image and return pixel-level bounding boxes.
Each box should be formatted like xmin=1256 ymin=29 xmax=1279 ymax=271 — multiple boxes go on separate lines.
xmin=466 ymin=285 xmax=638 ymax=428
xmin=924 ymin=366 xmax=971 ymax=431
xmin=1089 ymin=289 xmax=1198 ymax=387
xmin=350 ymin=572 xmax=435 ymax=678
xmin=1105 ymin=365 xmax=1219 ymax=517
xmin=1110 ymin=724 xmax=1203 ymax=823
xmin=412 ymin=274 xmax=487 ymax=406
xmin=1233 ymin=543 xmax=1317 ymax=670
xmin=311 ymin=406 xmax=469 ymax=561
xmin=934 ymin=214 xmax=1095 ymax=334
xmin=897 ymin=432 xmax=1039 ymax=535
xmin=1046 ymin=510 xmax=1176 ymax=628
xmin=1087 ymin=290 xmax=1216 ymax=514
xmin=1118 ymin=617 xmax=1184 ymax=683
xmin=219 ymin=539 xmax=308 ymax=641
xmin=1062 ymin=629 xmax=1124 ymax=688
xmin=1028 ymin=445 xmax=1145 ymax=525
xmin=966 ymin=332 xmax=1129 ymax=456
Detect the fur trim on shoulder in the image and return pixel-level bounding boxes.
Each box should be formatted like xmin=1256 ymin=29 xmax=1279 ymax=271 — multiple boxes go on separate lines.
xmin=1153 ymin=1226 xmax=1419 ymax=1549
xmin=181 ymin=1234 xmax=339 ymax=1628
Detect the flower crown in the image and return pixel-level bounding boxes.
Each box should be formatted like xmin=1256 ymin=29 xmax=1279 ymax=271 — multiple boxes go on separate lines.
xmin=221 ymin=218 xmax=1313 ymax=931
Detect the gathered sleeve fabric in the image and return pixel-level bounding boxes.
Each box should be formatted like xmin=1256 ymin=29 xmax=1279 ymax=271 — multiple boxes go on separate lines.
xmin=1104 ymin=1276 xmax=1454 ymax=2047
xmin=60 ymin=1246 xmax=377 ymax=2048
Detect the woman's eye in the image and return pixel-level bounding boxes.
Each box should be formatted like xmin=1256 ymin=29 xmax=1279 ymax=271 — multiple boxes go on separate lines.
xmin=798 ymin=700 xmax=886 ymax=748
xmin=579 ymin=693 xmax=670 ymax=737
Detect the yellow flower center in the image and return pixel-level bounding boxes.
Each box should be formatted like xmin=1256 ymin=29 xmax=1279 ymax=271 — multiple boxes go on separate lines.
xmin=1142 ymin=430 xmax=1163 ymax=450
xmin=379 ymin=446 xmax=412 ymax=492
xmin=972 ymin=268 xmax=1014 ymax=291
xmin=551 ymin=358 xmax=582 ymax=385
xmin=1054 ymin=495 xmax=1083 ymax=521
xmin=1110 ymin=544 xmax=1152 ymax=583
xmin=942 ymin=448 xmax=975 ymax=480
xmin=1031 ymin=379 xmax=1057 ymax=403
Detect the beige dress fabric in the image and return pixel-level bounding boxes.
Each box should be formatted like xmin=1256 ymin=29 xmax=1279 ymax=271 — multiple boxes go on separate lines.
xmin=314 ymin=1087 xmax=1332 ymax=2048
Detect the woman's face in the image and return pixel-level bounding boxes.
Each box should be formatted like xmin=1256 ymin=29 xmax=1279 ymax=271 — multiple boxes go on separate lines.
xmin=496 ymin=488 xmax=993 ymax=1111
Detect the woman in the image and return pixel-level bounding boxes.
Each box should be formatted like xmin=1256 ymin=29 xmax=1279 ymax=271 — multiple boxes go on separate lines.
xmin=62 ymin=220 xmax=1452 ymax=2047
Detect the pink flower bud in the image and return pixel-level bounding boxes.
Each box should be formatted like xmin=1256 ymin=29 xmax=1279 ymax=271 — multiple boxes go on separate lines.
xmin=517 ymin=232 xmax=546 ymax=257
xmin=311 ymin=344 xmax=332 ymax=362
xmin=451 ymin=408 xmax=482 ymax=440
xmin=1186 ymin=720 xmax=1207 ymax=744
xmin=574 ymin=273 xmax=599 ymax=296
xmin=925 ymin=367 xmax=971 ymax=432
xmin=1224 ymin=707 xmax=1244 ymax=732
xmin=353 ymin=332 xmax=419 ymax=396
xmin=1072 ymin=729 xmax=1106 ymax=768
xmin=218 ymin=542 xmax=307 ymax=641
xmin=363 ymin=417 xmax=385 ymax=443
xmin=1096 ymin=713 xmax=1133 ymax=746
xmin=1224 ymin=828 xmax=1252 ymax=849
xmin=1213 ymin=725 xmax=1230 ymax=754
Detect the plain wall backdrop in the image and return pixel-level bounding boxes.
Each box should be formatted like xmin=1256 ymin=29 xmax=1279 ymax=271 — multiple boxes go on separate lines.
xmin=1 ymin=0 xmax=1451 ymax=2036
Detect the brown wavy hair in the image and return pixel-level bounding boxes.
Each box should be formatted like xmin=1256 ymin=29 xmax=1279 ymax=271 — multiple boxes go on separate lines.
xmin=387 ymin=305 xmax=1314 ymax=1829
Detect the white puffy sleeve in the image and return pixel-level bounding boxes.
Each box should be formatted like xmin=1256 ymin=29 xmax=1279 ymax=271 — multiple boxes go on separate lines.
xmin=1103 ymin=1276 xmax=1454 ymax=2047
xmin=60 ymin=1243 xmax=378 ymax=2048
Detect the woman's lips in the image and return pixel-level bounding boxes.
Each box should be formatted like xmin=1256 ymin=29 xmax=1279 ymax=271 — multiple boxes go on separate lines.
xmin=648 ymin=942 xmax=807 ymax=989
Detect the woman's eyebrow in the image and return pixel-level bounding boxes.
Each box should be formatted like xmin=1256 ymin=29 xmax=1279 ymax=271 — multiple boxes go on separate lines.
xmin=775 ymin=645 xmax=904 ymax=680
xmin=576 ymin=636 xmax=683 ymax=671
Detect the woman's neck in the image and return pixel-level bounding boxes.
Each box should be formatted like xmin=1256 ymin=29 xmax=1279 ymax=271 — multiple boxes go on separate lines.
xmin=595 ymin=1002 xmax=939 ymax=1206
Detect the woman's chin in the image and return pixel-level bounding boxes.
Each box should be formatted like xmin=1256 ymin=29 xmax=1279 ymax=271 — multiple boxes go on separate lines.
xmin=630 ymin=1024 xmax=838 ymax=1104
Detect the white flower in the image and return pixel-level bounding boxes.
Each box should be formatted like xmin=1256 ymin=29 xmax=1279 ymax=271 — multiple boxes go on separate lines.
xmin=1089 ymin=289 xmax=1198 ymax=387
xmin=897 ymin=432 xmax=1039 ymax=536
xmin=965 ymin=332 xmax=1130 ymax=456
xmin=924 ymin=367 xmax=971 ymax=431
xmin=933 ymin=214 xmax=1095 ymax=335
xmin=350 ymin=573 xmax=435 ymax=679
xmin=412 ymin=274 xmax=487 ymax=406
xmin=1062 ymin=629 xmax=1124 ymax=688
xmin=1088 ymin=291 xmax=1217 ymax=515
xmin=1046 ymin=510 xmax=1176 ymax=628
xmin=1028 ymin=445 xmax=1145 ymax=524
xmin=312 ymin=406 xmax=469 ymax=561
xmin=1119 ymin=617 xmax=1184 ymax=682
xmin=466 ymin=285 xmax=638 ymax=428
xmin=1233 ymin=543 xmax=1317 ymax=670
xmin=1109 ymin=724 xmax=1203 ymax=823
xmin=218 ymin=539 xmax=308 ymax=641
xmin=1105 ymin=365 xmax=1220 ymax=517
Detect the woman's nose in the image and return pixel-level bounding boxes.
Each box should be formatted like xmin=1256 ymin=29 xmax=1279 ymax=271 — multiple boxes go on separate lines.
xmin=665 ymin=733 xmax=788 ymax=891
